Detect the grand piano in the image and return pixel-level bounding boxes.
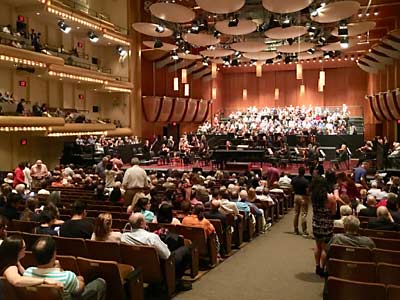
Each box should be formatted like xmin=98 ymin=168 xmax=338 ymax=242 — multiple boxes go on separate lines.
xmin=210 ymin=149 xmax=266 ymax=169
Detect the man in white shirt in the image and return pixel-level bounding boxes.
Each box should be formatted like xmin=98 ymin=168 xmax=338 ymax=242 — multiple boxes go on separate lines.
xmin=30 ymin=160 xmax=49 ymax=188
xmin=122 ymin=158 xmax=149 ymax=206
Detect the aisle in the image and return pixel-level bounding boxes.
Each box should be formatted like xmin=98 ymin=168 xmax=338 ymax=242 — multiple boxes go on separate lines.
xmin=175 ymin=211 xmax=324 ymax=300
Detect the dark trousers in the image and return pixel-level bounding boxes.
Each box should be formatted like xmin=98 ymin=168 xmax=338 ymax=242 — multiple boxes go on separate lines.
xmin=173 ymin=246 xmax=191 ymax=279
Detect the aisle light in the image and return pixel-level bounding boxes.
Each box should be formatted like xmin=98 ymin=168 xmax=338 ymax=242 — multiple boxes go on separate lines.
xmin=243 ymin=89 xmax=248 ymax=100
xmin=319 ymin=70 xmax=326 ymax=86
xmin=318 ymin=78 xmax=324 ymax=92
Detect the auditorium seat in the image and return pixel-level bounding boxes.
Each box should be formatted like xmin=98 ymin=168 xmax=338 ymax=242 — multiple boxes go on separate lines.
xmin=371 ymin=238 xmax=400 ymax=251
xmin=53 ymin=236 xmax=88 ymax=257
xmin=85 ymin=240 xmax=121 ymax=262
xmin=387 ymin=285 xmax=400 ymax=300
xmin=328 ymin=259 xmax=376 ymax=282
xmin=377 ymin=263 xmax=400 ymax=286
xmin=363 ymin=229 xmax=400 ymax=240
xmin=328 ymin=245 xmax=372 ymax=262
xmin=209 ymin=218 xmax=232 ymax=257
xmin=372 ymin=249 xmax=400 ymax=265
xmin=21 ymin=251 xmax=80 ymax=275
xmin=8 ymin=220 xmax=37 ymax=233
xmin=119 ymin=243 xmax=176 ymax=298
xmin=327 ymin=276 xmax=385 ymax=300
xmin=0 ymin=278 xmax=63 ymax=300
xmin=77 ymin=256 xmax=143 ymax=300
xmin=23 ymin=232 xmax=47 ymax=251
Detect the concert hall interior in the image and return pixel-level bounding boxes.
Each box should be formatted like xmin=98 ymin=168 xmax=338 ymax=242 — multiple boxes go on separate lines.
xmin=0 ymin=1 xmax=400 ymax=300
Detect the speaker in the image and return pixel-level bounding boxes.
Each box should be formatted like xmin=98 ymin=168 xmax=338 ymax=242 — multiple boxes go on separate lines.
xmin=192 ymin=167 xmax=202 ymax=173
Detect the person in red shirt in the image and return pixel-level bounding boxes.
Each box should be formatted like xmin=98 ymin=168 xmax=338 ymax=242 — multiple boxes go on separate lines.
xmin=13 ymin=163 xmax=25 ymax=188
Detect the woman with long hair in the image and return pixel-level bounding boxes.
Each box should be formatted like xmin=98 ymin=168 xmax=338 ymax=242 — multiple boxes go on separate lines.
xmin=156 ymin=202 xmax=181 ymax=225
xmin=311 ymin=176 xmax=336 ymax=277
xmin=91 ymin=213 xmax=121 ymax=242
xmin=0 ymin=235 xmax=61 ymax=287
xmin=133 ymin=198 xmax=155 ymax=223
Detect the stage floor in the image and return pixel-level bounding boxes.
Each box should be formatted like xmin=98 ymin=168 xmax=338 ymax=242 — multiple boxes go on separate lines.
xmin=141 ymin=159 xmax=359 ymax=176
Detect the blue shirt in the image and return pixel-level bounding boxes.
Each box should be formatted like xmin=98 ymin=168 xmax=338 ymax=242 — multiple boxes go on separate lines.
xmin=353 ymin=167 xmax=367 ymax=183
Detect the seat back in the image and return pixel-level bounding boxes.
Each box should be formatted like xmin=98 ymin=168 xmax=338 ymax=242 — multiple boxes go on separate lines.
xmin=53 ymin=236 xmax=88 ymax=257
xmin=387 ymin=285 xmax=400 ymax=300
xmin=328 ymin=259 xmax=376 ymax=282
xmin=372 ymin=248 xmax=400 ymax=264
xmin=119 ymin=243 xmax=163 ymax=283
xmin=371 ymin=237 xmax=400 ymax=251
xmin=377 ymin=263 xmax=400 ymax=285
xmin=175 ymin=225 xmax=208 ymax=256
xmin=20 ymin=251 xmax=37 ymax=268
xmin=8 ymin=220 xmax=37 ymax=233
xmin=329 ymin=245 xmax=372 ymax=262
xmin=57 ymin=255 xmax=80 ymax=275
xmin=76 ymin=257 xmax=125 ymax=300
xmin=0 ymin=277 xmax=18 ymax=300
xmin=85 ymin=240 xmax=121 ymax=262
xmin=327 ymin=276 xmax=385 ymax=300
xmin=22 ymin=232 xmax=47 ymax=251
xmin=0 ymin=277 xmax=63 ymax=300
xmin=363 ymin=229 xmax=400 ymax=239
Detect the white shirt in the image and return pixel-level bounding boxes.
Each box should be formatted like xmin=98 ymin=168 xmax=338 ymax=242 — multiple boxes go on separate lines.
xmin=121 ymin=228 xmax=170 ymax=259
xmin=23 ymin=167 xmax=32 ymax=187
xmin=122 ymin=165 xmax=149 ymax=189
xmin=219 ymin=199 xmax=240 ymax=216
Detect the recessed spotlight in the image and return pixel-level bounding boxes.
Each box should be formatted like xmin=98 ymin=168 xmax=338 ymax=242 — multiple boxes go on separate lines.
xmin=340 ymin=36 xmax=349 ymax=49
xmin=88 ymin=31 xmax=99 ymax=43
xmin=155 ymin=24 xmax=165 ymax=33
xmin=58 ymin=20 xmax=71 ymax=34
xmin=36 ymin=12 xmax=40 ymax=16
xmin=171 ymin=51 xmax=179 ymax=60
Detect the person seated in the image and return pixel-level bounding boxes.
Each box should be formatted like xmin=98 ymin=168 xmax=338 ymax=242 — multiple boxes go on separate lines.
xmin=121 ymin=213 xmax=192 ymax=291
xmin=91 ymin=213 xmax=122 ymax=243
xmin=367 ymin=206 xmax=400 ymax=231
xmin=24 ymin=236 xmax=106 ymax=299
xmin=0 ymin=215 xmax=7 ymax=244
xmin=59 ymin=200 xmax=93 ymax=239
xmin=386 ymin=193 xmax=400 ymax=224
xmin=327 ymin=216 xmax=375 ymax=252
xmin=358 ymin=195 xmax=378 ymax=217
xmin=35 ymin=208 xmax=58 ymax=236
xmin=129 ymin=197 xmax=155 ymax=223
xmin=333 ymin=205 xmax=353 ymax=228
xmin=229 ymin=190 xmax=250 ymax=216
xmin=155 ymin=202 xmax=181 ymax=225
xmin=0 ymin=235 xmax=62 ymax=287
xmin=204 ymin=200 xmax=227 ymax=229
xmin=182 ymin=203 xmax=215 ymax=237
xmin=278 ymin=172 xmax=292 ymax=189
xmin=367 ymin=182 xmax=386 ymax=201
xmin=19 ymin=197 xmax=39 ymax=222
xmin=0 ymin=193 xmax=20 ymax=221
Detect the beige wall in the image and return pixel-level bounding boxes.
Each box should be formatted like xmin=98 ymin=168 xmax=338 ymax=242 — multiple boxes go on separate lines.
xmin=0 ymin=133 xmax=65 ymax=171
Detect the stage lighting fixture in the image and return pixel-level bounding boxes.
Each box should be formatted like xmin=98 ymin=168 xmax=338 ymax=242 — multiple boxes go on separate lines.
xmin=231 ymin=59 xmax=239 ymax=66
xmin=287 ymin=38 xmax=294 ymax=46
xmin=340 ymin=36 xmax=349 ymax=49
xmin=307 ymin=48 xmax=316 ymax=55
xmin=198 ymin=19 xmax=208 ymax=31
xmin=207 ymin=45 xmax=216 ymax=50
xmin=154 ymin=39 xmax=163 ymax=49
xmin=155 ymin=24 xmax=165 ymax=33
xmin=284 ymin=56 xmax=291 ymax=64
xmin=308 ymin=26 xmax=318 ymax=36
xmin=250 ymin=59 xmax=257 ymax=66
xmin=310 ymin=7 xmax=319 ymax=17
xmin=213 ymin=30 xmax=221 ymax=38
xmin=282 ymin=16 xmax=291 ymax=28
xmin=202 ymin=57 xmax=209 ymax=66
xmin=228 ymin=16 xmax=239 ymax=27
xmin=88 ymin=31 xmax=99 ymax=43
xmin=58 ymin=20 xmax=71 ymax=34
xmin=276 ymin=53 xmax=283 ymax=60
xmin=258 ymin=22 xmax=268 ymax=32
xmin=234 ymin=51 xmax=242 ymax=58
xmin=191 ymin=21 xmax=199 ymax=34
xmin=318 ymin=36 xmax=327 ymax=45
xmin=338 ymin=21 xmax=348 ymax=36
xmin=117 ymin=46 xmax=128 ymax=58
xmin=323 ymin=51 xmax=332 ymax=59
xmin=171 ymin=51 xmax=179 ymax=60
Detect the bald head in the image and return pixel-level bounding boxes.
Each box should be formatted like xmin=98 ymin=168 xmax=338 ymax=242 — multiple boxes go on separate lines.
xmin=210 ymin=199 xmax=220 ymax=211
xmin=129 ymin=213 xmax=146 ymax=229
xmin=366 ymin=195 xmax=377 ymax=207
xmin=377 ymin=206 xmax=390 ymax=219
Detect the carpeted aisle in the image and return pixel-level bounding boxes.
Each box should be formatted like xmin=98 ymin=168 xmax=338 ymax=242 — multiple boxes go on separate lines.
xmin=175 ymin=211 xmax=324 ymax=300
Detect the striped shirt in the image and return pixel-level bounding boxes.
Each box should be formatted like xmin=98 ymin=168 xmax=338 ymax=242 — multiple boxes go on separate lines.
xmin=24 ymin=267 xmax=79 ymax=300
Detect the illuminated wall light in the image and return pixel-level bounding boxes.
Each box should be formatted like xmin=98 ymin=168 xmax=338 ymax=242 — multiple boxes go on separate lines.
xmin=319 ymin=70 xmax=325 ymax=86
xmin=274 ymin=88 xmax=279 ymax=100
xmin=242 ymin=88 xmax=248 ymax=100
xmin=181 ymin=69 xmax=187 ymax=84
xmin=300 ymin=84 xmax=305 ymax=96
xmin=256 ymin=64 xmax=262 ymax=77
xmin=173 ymin=77 xmax=179 ymax=91
xmin=184 ymin=83 xmax=190 ymax=96
xmin=318 ymin=78 xmax=324 ymax=92
xmin=211 ymin=63 xmax=217 ymax=79
xmin=212 ymin=87 xmax=217 ymax=100
xmin=296 ymin=63 xmax=303 ymax=80
xmin=104 ymin=86 xmax=132 ymax=93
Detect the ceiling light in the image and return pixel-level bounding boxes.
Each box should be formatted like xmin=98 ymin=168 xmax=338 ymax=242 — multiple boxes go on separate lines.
xmin=154 ymin=39 xmax=163 ymax=48
xmin=266 ymin=59 xmax=273 ymax=64
xmin=58 ymin=20 xmax=71 ymax=34
xmin=323 ymin=51 xmax=332 ymax=59
xmin=88 ymin=31 xmax=99 ymax=43
xmin=234 ymin=51 xmax=242 ymax=58
xmin=117 ymin=46 xmax=128 ymax=58
xmin=282 ymin=16 xmax=291 ymax=28
xmin=276 ymin=53 xmax=283 ymax=60
xmin=340 ymin=36 xmax=349 ymax=49
xmin=287 ymin=38 xmax=294 ymax=46
xmin=258 ymin=22 xmax=268 ymax=32
xmin=198 ymin=19 xmax=208 ymax=31
xmin=207 ymin=45 xmax=216 ymax=50
xmin=318 ymin=36 xmax=326 ymax=45
xmin=250 ymin=59 xmax=257 ymax=66
xmin=307 ymin=48 xmax=316 ymax=54
xmin=155 ymin=24 xmax=165 ymax=33
xmin=223 ymin=56 xmax=230 ymax=66
xmin=191 ymin=21 xmax=199 ymax=34
xmin=373 ymin=10 xmax=379 ymax=16
xmin=202 ymin=57 xmax=209 ymax=66
xmin=231 ymin=59 xmax=239 ymax=66
xmin=310 ymin=7 xmax=319 ymax=17
xmin=171 ymin=51 xmax=179 ymax=60
xmin=228 ymin=17 xmax=239 ymax=27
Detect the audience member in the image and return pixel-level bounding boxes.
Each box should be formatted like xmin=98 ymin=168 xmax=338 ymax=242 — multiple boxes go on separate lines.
xmin=155 ymin=202 xmax=181 ymax=225
xmin=182 ymin=203 xmax=215 ymax=237
xmin=367 ymin=206 xmax=400 ymax=231
xmin=59 ymin=200 xmax=93 ymax=239
xmin=122 ymin=158 xmax=149 ymax=206
xmin=292 ymin=167 xmax=309 ymax=235
xmin=35 ymin=208 xmax=58 ymax=236
xmin=358 ymin=195 xmax=377 ymax=217
xmin=91 ymin=213 xmax=122 ymax=242
xmin=333 ymin=205 xmax=353 ymax=228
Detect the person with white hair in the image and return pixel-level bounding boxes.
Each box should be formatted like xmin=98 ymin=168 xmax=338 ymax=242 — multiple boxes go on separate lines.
xmin=333 ymin=205 xmax=353 ymax=228
xmin=30 ymin=160 xmax=49 ymax=188
xmin=367 ymin=206 xmax=400 ymax=231
xmin=367 ymin=182 xmax=386 ymax=200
